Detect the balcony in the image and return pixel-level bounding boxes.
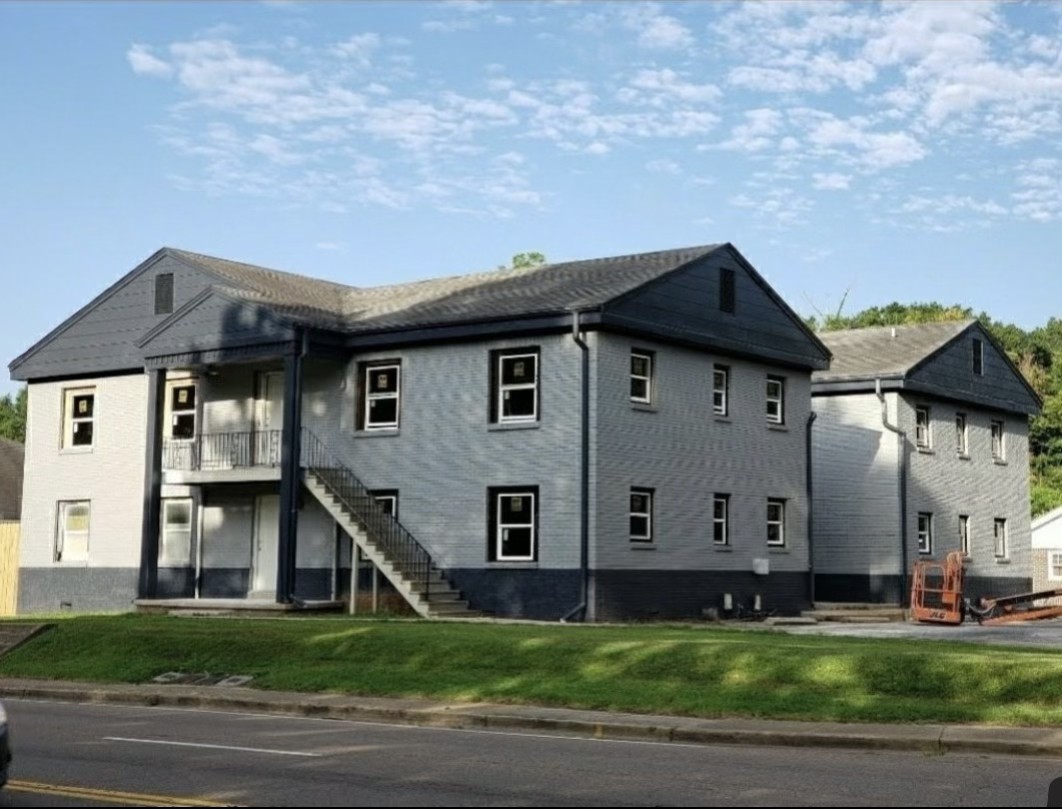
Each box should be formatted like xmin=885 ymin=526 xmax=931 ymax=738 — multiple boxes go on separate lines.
xmin=162 ymin=430 xmax=283 ymax=483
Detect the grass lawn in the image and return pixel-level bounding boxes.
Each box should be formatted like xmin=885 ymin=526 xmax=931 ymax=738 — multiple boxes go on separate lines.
xmin=3 ymin=614 xmax=1062 ymax=726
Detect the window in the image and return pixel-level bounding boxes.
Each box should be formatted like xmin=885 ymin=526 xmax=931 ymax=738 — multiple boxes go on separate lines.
xmin=371 ymin=490 xmax=399 ymax=519
xmin=959 ymin=515 xmax=970 ymax=557
xmin=489 ymin=488 xmax=537 ymax=562
xmin=994 ymin=518 xmax=1008 ymax=559
xmin=915 ymin=406 xmax=931 ymax=448
xmin=63 ymin=387 xmax=95 ymax=449
xmin=766 ymin=376 xmax=785 ymax=425
xmin=155 ymin=273 xmax=174 ymax=316
xmin=918 ymin=512 xmax=933 ymax=555
xmin=1049 ymin=551 xmax=1062 ymax=581
xmin=56 ymin=500 xmax=90 ymax=563
xmin=713 ymin=495 xmax=729 ymax=545
xmin=973 ymin=337 xmax=984 ymax=375
xmin=991 ymin=419 xmax=1005 ymax=461
xmin=491 ymin=349 xmax=539 ymax=424
xmin=630 ymin=488 xmax=654 ymax=543
xmin=955 ymin=413 xmax=968 ymax=456
xmin=720 ymin=268 xmax=736 ymax=314
xmin=630 ymin=350 xmax=654 ymax=404
xmin=168 ymin=382 xmax=197 ymax=440
xmin=713 ymin=366 xmax=729 ymax=417
xmin=361 ymin=361 xmax=401 ymax=430
xmin=767 ymin=499 xmax=786 ymax=547
xmin=159 ymin=499 xmax=193 ymax=566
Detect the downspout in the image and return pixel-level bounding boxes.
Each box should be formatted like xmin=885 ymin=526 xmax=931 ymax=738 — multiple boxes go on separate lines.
xmin=561 ymin=309 xmax=591 ymax=623
xmin=806 ymin=411 xmax=817 ymax=606
xmin=876 ymin=378 xmax=908 ymax=605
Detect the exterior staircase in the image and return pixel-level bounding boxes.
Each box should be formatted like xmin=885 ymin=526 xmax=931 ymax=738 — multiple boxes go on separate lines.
xmin=801 ymin=602 xmax=907 ymax=623
xmin=301 ymin=429 xmax=483 ymax=619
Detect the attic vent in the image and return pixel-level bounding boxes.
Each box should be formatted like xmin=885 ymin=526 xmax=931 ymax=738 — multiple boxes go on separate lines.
xmin=719 ymin=268 xmax=736 ymax=314
xmin=973 ymin=337 xmax=984 ymax=376
xmin=155 ymin=273 xmax=174 ymax=316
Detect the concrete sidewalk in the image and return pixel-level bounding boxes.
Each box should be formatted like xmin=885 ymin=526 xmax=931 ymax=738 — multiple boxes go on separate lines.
xmin=2 ymin=676 xmax=1061 ymax=758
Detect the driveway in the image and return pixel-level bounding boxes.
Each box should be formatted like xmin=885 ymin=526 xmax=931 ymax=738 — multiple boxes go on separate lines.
xmin=780 ymin=618 xmax=1062 ymax=648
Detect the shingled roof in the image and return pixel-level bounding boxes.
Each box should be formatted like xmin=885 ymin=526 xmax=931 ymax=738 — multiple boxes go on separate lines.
xmin=813 ymin=321 xmax=974 ymax=383
xmin=170 ymin=244 xmax=724 ymax=332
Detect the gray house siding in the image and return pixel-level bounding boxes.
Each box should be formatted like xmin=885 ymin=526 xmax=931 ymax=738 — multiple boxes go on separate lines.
xmin=10 ymin=254 xmax=214 ymax=381
xmin=811 ymin=393 xmax=903 ymax=603
xmin=592 ymin=333 xmax=812 ymax=620
xmin=300 ymin=336 xmax=585 ymax=620
xmin=603 ymin=247 xmax=829 ymax=371
xmin=906 ymin=324 xmax=1040 ymax=415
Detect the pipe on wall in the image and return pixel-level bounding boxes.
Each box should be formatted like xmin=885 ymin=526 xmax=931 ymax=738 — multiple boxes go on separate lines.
xmin=561 ymin=309 xmax=591 ymax=623
xmin=876 ymin=378 xmax=909 ymax=605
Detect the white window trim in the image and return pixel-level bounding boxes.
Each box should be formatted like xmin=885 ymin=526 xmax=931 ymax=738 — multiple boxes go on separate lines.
xmin=917 ymin=513 xmax=933 ymax=555
xmin=630 ymin=488 xmax=654 ymax=543
xmin=62 ymin=387 xmax=96 ymax=450
xmin=364 ymin=363 xmax=401 ymax=431
xmin=955 ymin=413 xmax=968 ymax=456
xmin=496 ymin=491 xmax=536 ymax=562
xmin=160 ymin=498 xmax=194 ymax=567
xmin=767 ymin=499 xmax=786 ymax=547
xmin=959 ymin=515 xmax=971 ymax=557
xmin=1049 ymin=551 xmax=1062 ymax=582
xmin=630 ymin=350 xmax=653 ymax=405
xmin=165 ymin=380 xmax=198 ymax=442
xmin=991 ymin=420 xmax=1006 ymax=461
xmin=498 ymin=352 xmax=538 ymax=424
xmin=766 ymin=376 xmax=785 ymax=425
xmin=713 ymin=366 xmax=729 ymax=417
xmin=56 ymin=500 xmax=90 ymax=564
xmin=993 ymin=518 xmax=1008 ymax=559
xmin=713 ymin=495 xmax=729 ymax=546
xmin=915 ymin=406 xmax=931 ymax=449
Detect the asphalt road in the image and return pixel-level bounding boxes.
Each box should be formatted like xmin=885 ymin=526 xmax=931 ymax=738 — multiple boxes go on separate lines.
xmin=782 ymin=618 xmax=1062 ymax=647
xmin=1 ymin=699 xmax=1060 ymax=807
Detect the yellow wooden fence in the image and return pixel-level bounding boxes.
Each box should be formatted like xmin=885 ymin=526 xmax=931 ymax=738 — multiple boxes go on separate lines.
xmin=0 ymin=521 xmax=19 ymax=616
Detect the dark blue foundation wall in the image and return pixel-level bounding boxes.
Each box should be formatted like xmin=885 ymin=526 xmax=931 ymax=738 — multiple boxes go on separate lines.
xmin=199 ymin=568 xmax=250 ymax=599
xmin=447 ymin=568 xmax=582 ymax=620
xmin=593 ymin=570 xmax=811 ymax=621
xmin=293 ymin=568 xmax=334 ymax=600
xmin=814 ymin=574 xmax=1034 ymax=605
xmin=156 ymin=567 xmax=196 ymax=599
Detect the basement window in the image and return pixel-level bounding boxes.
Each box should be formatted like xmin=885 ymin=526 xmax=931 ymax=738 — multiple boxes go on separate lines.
xmin=56 ymin=500 xmax=90 ymax=563
xmin=489 ymin=488 xmax=537 ymax=562
xmin=630 ymin=488 xmax=654 ymax=543
xmin=994 ymin=518 xmax=1008 ymax=560
xmin=918 ymin=513 xmax=933 ymax=555
xmin=767 ymin=499 xmax=786 ymax=547
xmin=159 ymin=499 xmax=193 ymax=567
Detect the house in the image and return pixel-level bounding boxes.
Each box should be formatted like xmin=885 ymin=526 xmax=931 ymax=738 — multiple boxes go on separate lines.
xmin=10 ymin=243 xmax=830 ymax=621
xmin=1032 ymin=506 xmax=1062 ymax=601
xmin=810 ymin=321 xmax=1041 ymax=605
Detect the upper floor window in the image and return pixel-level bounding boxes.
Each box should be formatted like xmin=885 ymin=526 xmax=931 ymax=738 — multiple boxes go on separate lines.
xmin=993 ymin=518 xmax=1008 ymax=559
xmin=492 ymin=348 xmax=539 ymax=424
xmin=63 ymin=388 xmax=95 ymax=449
xmin=973 ymin=337 xmax=984 ymax=375
xmin=361 ymin=361 xmax=401 ymax=430
xmin=155 ymin=273 xmax=174 ymax=316
xmin=168 ymin=382 xmax=197 ymax=440
xmin=915 ymin=406 xmax=931 ymax=449
xmin=959 ymin=514 xmax=971 ymax=557
xmin=918 ymin=512 xmax=933 ymax=554
xmin=630 ymin=488 xmax=654 ymax=543
xmin=767 ymin=498 xmax=786 ymax=547
xmin=991 ymin=419 xmax=1005 ymax=461
xmin=713 ymin=365 xmax=729 ymax=417
xmin=713 ymin=494 xmax=729 ymax=545
xmin=719 ymin=268 xmax=736 ymax=314
xmin=955 ymin=413 xmax=968 ymax=456
xmin=766 ymin=376 xmax=785 ymax=425
xmin=56 ymin=500 xmax=90 ymax=563
xmin=489 ymin=488 xmax=537 ymax=562
xmin=630 ymin=350 xmax=654 ymax=405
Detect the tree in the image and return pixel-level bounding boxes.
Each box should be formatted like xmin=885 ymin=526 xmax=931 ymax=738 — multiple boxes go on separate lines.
xmin=504 ymin=252 xmax=547 ymax=270
xmin=0 ymin=387 xmax=26 ymax=443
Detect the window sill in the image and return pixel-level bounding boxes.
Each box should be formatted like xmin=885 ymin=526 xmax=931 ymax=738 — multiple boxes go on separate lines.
xmin=767 ymin=423 xmax=789 ymax=432
xmin=629 ymin=542 xmax=656 ymax=549
xmin=631 ymin=403 xmax=658 ymax=413
xmin=713 ymin=545 xmax=732 ymax=552
xmin=995 ymin=557 xmax=1011 ymax=565
xmin=993 ymin=459 xmax=1008 ymax=466
xmin=486 ymin=561 xmax=539 ymax=569
xmin=489 ymin=421 xmax=540 ymax=432
xmin=60 ymin=446 xmax=94 ymax=455
xmin=714 ymin=416 xmax=731 ymax=424
xmin=767 ymin=546 xmax=789 ymax=553
xmin=53 ymin=560 xmax=89 ymax=567
xmin=916 ymin=447 xmax=935 ymax=455
xmin=957 ymin=453 xmax=971 ymax=461
xmin=355 ymin=429 xmax=401 ymax=439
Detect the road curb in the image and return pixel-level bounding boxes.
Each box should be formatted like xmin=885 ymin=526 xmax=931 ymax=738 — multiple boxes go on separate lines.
xmin=3 ymin=681 xmax=1060 ymax=758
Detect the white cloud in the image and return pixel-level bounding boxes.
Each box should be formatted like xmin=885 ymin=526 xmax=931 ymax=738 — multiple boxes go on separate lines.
xmin=622 ymin=3 xmax=693 ymax=50
xmin=718 ymin=108 xmax=783 ymax=152
xmin=315 ymin=241 xmax=344 ymax=251
xmin=620 ymin=69 xmax=721 ymax=106
xmin=812 ymin=172 xmax=851 ymax=190
xmin=127 ymin=44 xmax=172 ymax=77
xmin=332 ymin=33 xmax=382 ymax=66
xmin=646 ymin=158 xmax=680 ymax=174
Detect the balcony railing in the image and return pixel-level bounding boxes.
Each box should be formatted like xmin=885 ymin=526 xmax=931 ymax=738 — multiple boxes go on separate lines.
xmin=162 ymin=430 xmax=283 ymax=472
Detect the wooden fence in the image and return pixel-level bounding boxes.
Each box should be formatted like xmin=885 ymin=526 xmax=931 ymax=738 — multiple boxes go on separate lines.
xmin=0 ymin=521 xmax=19 ymax=616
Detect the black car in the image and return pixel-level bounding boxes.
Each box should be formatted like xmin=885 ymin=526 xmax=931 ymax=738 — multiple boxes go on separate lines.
xmin=0 ymin=700 xmax=9 ymax=787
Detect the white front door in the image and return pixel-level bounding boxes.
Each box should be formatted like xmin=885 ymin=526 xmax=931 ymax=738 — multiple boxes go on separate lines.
xmin=251 ymin=494 xmax=280 ymax=597
xmin=255 ymin=371 xmax=284 ymax=465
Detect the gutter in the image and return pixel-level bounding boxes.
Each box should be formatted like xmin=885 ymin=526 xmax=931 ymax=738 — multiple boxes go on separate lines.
xmin=806 ymin=411 xmax=817 ymax=606
xmin=876 ymin=378 xmax=909 ymax=605
xmin=561 ymin=309 xmax=591 ymax=623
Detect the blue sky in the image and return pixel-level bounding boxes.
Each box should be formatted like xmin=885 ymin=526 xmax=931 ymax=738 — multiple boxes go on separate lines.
xmin=3 ymin=1 xmax=1062 ymax=395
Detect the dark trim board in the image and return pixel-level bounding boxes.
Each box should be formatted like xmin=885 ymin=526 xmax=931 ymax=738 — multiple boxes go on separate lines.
xmin=593 ymin=570 xmax=810 ymax=621
xmin=447 ymin=568 xmax=581 ymax=621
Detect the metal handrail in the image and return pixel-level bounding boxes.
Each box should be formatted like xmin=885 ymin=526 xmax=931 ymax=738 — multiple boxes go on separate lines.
xmin=301 ymin=427 xmax=431 ymax=601
xmin=162 ymin=430 xmax=283 ymax=471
